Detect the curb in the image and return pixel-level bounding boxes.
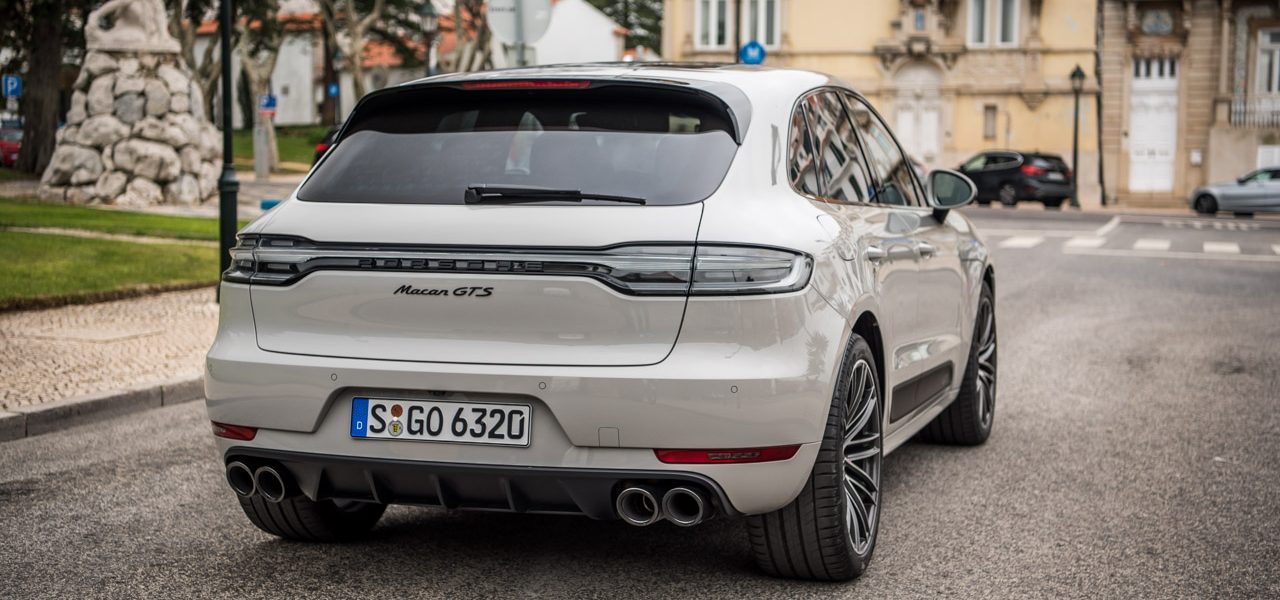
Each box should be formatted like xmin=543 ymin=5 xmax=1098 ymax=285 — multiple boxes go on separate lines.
xmin=0 ymin=376 xmax=204 ymax=442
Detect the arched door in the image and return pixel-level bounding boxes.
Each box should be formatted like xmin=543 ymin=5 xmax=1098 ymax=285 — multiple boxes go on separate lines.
xmin=894 ymin=61 xmax=944 ymax=166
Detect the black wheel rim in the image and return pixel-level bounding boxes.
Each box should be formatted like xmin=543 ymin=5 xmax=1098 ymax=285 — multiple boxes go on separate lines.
xmin=843 ymin=359 xmax=881 ymax=555
xmin=1000 ymin=185 xmax=1015 ymax=204
xmin=975 ymin=296 xmax=997 ymax=428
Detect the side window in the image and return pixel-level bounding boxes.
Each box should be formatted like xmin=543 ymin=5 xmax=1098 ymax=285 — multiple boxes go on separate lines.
xmin=804 ymin=92 xmax=874 ymax=203
xmin=962 ymin=154 xmax=987 ymax=171
xmin=841 ymin=95 xmax=924 ymax=207
xmin=787 ymin=104 xmax=821 ymax=196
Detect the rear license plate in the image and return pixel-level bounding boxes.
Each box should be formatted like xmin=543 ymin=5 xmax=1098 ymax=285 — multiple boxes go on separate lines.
xmin=351 ymin=397 xmax=531 ymax=447
xmin=1045 ymin=172 xmax=1065 ymax=181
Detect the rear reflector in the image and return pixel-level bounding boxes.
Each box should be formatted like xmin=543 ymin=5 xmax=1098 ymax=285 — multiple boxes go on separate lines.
xmin=462 ymin=80 xmax=592 ymax=90
xmin=211 ymin=422 xmax=258 ymax=441
xmin=655 ymin=445 xmax=801 ymax=464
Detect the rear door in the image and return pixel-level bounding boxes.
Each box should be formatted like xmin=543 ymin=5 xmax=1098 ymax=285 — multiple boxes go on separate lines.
xmin=959 ymin=154 xmax=991 ymax=197
xmin=246 ymin=82 xmax=742 ymax=366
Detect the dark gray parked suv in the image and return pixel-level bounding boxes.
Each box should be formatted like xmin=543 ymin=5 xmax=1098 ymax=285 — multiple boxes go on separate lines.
xmin=958 ymin=150 xmax=1073 ymax=208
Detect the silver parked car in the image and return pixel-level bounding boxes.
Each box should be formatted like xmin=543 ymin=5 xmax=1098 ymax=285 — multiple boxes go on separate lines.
xmin=206 ymin=64 xmax=996 ymax=581
xmin=1191 ymin=168 xmax=1280 ymax=215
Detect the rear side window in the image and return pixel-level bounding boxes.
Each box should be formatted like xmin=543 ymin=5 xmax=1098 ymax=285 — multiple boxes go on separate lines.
xmin=803 ymin=91 xmax=874 ymax=203
xmin=787 ymin=104 xmax=821 ymax=196
xmin=298 ymin=86 xmax=739 ymax=206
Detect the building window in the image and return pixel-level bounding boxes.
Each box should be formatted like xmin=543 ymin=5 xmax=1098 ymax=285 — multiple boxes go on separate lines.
xmin=983 ymin=104 xmax=997 ymax=140
xmin=915 ymin=10 xmax=926 ymax=32
xmin=696 ymin=0 xmax=730 ymax=49
xmin=742 ymin=0 xmax=780 ymax=48
xmin=968 ymin=0 xmax=1018 ymax=47
xmin=1257 ymin=29 xmax=1280 ymax=94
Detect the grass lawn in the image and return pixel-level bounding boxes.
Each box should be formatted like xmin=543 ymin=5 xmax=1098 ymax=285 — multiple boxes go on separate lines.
xmin=233 ymin=125 xmax=328 ymax=171
xmin=0 ymin=232 xmax=219 ymax=310
xmin=0 ymin=196 xmax=248 ymax=241
xmin=0 ymin=167 xmax=37 ymax=182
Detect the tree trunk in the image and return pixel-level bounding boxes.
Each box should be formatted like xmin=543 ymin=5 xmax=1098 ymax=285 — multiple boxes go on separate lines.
xmin=16 ymin=0 xmax=64 ymax=176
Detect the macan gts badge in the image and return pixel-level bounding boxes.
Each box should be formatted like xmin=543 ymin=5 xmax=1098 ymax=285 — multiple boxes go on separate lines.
xmin=207 ymin=64 xmax=997 ymax=581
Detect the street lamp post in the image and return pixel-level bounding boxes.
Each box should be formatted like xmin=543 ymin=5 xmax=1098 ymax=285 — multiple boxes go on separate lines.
xmin=217 ymin=0 xmax=239 ymax=300
xmin=1070 ymin=65 xmax=1085 ymax=209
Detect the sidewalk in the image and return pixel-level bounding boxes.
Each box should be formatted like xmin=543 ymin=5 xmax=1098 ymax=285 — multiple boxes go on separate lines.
xmin=0 ymin=287 xmax=217 ymax=411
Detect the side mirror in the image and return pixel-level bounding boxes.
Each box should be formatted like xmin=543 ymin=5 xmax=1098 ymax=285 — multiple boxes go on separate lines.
xmin=928 ymin=169 xmax=976 ymax=220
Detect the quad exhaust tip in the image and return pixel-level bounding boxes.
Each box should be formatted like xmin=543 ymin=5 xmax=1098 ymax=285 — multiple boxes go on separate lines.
xmin=225 ymin=461 xmax=256 ymax=497
xmin=615 ymin=486 xmax=662 ymax=526
xmin=662 ymin=487 xmax=708 ymax=527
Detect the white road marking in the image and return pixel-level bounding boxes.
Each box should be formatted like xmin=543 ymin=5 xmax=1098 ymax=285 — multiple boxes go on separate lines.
xmin=998 ymin=236 xmax=1045 ymax=249
xmin=1094 ymin=216 xmax=1121 ymax=237
xmin=1133 ymin=238 xmax=1171 ymax=251
xmin=1203 ymin=241 xmax=1241 ymax=254
xmin=1062 ymin=247 xmax=1280 ymax=263
xmin=1065 ymin=236 xmax=1107 ymax=249
xmin=1273 ymin=244 xmax=1280 ymax=255
xmin=981 ymin=228 xmax=1097 ymax=238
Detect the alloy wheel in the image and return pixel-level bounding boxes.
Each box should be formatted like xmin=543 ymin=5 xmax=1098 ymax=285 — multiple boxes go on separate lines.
xmin=843 ymin=359 xmax=882 ymax=555
xmin=974 ymin=296 xmax=997 ymax=428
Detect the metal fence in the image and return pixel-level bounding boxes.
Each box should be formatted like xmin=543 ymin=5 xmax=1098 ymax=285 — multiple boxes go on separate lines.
xmin=1230 ymin=96 xmax=1280 ymax=128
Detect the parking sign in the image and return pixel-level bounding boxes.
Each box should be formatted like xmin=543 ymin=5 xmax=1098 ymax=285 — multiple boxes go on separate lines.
xmin=2 ymin=75 xmax=20 ymax=98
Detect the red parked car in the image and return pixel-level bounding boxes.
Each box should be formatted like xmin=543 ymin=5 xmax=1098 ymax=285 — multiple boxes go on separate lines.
xmin=0 ymin=129 xmax=21 ymax=167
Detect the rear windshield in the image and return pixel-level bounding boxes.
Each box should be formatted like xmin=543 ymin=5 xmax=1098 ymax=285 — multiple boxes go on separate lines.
xmin=297 ymin=85 xmax=740 ymax=206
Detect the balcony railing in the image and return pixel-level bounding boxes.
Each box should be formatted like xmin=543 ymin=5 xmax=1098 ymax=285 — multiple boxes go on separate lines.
xmin=1230 ymin=96 xmax=1280 ymax=128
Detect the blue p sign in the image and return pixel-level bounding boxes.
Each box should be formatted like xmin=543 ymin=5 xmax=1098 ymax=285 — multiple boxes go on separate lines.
xmin=2 ymin=75 xmax=21 ymax=98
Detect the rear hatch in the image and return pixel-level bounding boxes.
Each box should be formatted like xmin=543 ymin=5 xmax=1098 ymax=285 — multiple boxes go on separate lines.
xmin=1026 ymin=154 xmax=1072 ymax=184
xmin=240 ymin=79 xmax=743 ymax=366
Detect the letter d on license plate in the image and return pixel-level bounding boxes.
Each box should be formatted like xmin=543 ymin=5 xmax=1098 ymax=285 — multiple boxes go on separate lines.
xmin=351 ymin=397 xmax=531 ymax=447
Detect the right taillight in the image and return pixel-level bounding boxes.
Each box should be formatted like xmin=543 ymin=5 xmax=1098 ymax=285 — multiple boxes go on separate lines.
xmin=690 ymin=245 xmax=812 ymax=295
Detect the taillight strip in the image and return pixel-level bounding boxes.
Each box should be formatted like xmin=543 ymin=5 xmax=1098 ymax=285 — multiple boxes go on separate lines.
xmin=223 ymin=236 xmax=812 ymax=296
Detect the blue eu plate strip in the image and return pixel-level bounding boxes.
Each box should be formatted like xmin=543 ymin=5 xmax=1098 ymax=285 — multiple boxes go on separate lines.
xmin=351 ymin=397 xmax=369 ymax=437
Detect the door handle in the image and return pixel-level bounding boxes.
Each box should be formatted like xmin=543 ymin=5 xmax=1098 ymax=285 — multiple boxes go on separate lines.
xmin=915 ymin=242 xmax=937 ymax=258
xmin=865 ymin=246 xmax=887 ymax=263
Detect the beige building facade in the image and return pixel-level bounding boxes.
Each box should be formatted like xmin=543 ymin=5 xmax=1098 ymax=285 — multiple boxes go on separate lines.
xmin=1101 ymin=0 xmax=1280 ymax=208
xmin=662 ymin=0 xmax=1102 ymax=205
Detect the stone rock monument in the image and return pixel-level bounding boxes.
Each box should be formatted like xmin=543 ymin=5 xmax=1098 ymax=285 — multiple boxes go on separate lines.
xmin=40 ymin=0 xmax=221 ymax=207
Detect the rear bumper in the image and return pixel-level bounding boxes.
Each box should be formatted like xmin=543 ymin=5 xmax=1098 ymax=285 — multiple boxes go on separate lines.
xmin=206 ymin=282 xmax=850 ymax=514
xmin=223 ymin=447 xmax=741 ymax=519
xmin=1021 ymin=180 xmax=1072 ymax=199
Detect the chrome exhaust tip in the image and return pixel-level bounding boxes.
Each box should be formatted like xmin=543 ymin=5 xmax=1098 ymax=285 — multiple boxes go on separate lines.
xmin=253 ymin=465 xmax=291 ymax=503
xmin=662 ymin=486 xmax=708 ymax=527
xmin=615 ymin=486 xmax=662 ymax=526
xmin=225 ymin=461 xmax=256 ymax=497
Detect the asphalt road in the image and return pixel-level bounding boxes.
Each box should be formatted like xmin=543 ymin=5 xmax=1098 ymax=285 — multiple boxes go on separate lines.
xmin=2 ymin=207 xmax=1279 ymax=599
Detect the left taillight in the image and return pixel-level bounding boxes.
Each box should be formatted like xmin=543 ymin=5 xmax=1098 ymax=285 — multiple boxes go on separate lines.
xmin=221 ymin=234 xmax=258 ymax=284
xmin=690 ymin=245 xmax=812 ymax=296
xmin=211 ymin=422 xmax=257 ymax=441
xmin=1020 ymin=164 xmax=1046 ymax=177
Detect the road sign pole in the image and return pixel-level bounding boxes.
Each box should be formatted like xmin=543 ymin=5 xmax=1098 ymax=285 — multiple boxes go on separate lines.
xmin=514 ymin=0 xmax=526 ymax=67
xmin=733 ymin=0 xmax=742 ymax=63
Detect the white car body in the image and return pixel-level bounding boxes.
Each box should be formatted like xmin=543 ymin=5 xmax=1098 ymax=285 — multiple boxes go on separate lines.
xmin=206 ymin=64 xmax=994 ymax=578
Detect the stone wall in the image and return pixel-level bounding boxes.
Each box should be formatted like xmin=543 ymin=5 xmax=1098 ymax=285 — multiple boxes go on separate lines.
xmin=39 ymin=50 xmax=221 ymax=207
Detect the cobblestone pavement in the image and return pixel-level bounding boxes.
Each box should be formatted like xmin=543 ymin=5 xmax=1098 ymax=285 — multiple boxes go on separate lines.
xmin=0 ymin=288 xmax=217 ymax=409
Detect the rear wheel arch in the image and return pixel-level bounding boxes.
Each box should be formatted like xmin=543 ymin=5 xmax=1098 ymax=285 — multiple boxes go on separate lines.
xmin=851 ymin=311 xmax=885 ymax=402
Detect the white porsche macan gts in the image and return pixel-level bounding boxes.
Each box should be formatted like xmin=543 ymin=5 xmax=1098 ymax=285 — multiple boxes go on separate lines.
xmin=206 ymin=64 xmax=996 ymax=581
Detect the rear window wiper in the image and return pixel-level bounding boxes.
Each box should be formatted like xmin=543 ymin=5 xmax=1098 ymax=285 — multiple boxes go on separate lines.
xmin=464 ymin=185 xmax=647 ymax=205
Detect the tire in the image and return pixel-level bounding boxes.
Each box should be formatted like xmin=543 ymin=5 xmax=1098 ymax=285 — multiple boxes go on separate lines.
xmin=238 ymin=494 xmax=386 ymax=542
xmin=1194 ymin=194 xmax=1218 ymax=215
xmin=998 ymin=183 xmax=1017 ymax=207
xmin=747 ymin=334 xmax=883 ymax=581
xmin=1042 ymin=197 xmax=1065 ymax=209
xmin=922 ymin=280 xmax=996 ymax=445
xmin=1232 ymin=212 xmax=1254 ymax=219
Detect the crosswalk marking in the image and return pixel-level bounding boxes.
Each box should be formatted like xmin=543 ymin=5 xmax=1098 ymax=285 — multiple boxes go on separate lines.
xmin=998 ymin=235 xmax=1044 ymax=249
xmin=1065 ymin=236 xmax=1107 ymax=249
xmin=1203 ymin=241 xmax=1240 ymax=254
xmin=1133 ymin=238 xmax=1171 ymax=252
